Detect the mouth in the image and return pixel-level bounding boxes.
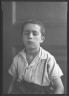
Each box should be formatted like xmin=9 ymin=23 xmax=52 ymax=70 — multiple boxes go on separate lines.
xmin=28 ymin=41 xmax=34 ymax=44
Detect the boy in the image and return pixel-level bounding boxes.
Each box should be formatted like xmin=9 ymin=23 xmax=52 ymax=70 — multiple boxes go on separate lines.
xmin=8 ymin=19 xmax=64 ymax=94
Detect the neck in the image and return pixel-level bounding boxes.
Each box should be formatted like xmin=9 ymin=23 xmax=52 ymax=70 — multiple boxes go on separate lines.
xmin=26 ymin=47 xmax=40 ymax=56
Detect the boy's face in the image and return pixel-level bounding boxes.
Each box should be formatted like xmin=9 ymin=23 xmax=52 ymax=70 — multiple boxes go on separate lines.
xmin=22 ymin=23 xmax=44 ymax=50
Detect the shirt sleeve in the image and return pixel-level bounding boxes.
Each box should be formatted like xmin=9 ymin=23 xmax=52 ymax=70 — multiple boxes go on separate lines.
xmin=8 ymin=55 xmax=18 ymax=76
xmin=47 ymin=55 xmax=63 ymax=80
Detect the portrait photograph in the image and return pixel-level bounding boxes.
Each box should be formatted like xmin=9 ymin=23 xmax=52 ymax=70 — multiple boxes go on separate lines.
xmin=2 ymin=1 xmax=67 ymax=94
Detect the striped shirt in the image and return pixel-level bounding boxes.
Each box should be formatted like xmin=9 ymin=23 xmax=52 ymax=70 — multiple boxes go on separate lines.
xmin=8 ymin=47 xmax=63 ymax=86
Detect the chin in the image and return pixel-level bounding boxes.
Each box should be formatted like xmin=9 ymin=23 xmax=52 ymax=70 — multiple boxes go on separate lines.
xmin=26 ymin=45 xmax=36 ymax=49
xmin=28 ymin=46 xmax=35 ymax=49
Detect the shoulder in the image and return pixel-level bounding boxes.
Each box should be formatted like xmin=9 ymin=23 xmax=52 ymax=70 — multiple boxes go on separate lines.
xmin=13 ymin=49 xmax=24 ymax=62
xmin=40 ymin=47 xmax=55 ymax=60
xmin=40 ymin=47 xmax=56 ymax=70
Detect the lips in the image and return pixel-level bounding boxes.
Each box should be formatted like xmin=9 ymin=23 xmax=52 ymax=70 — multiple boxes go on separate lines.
xmin=28 ymin=40 xmax=34 ymax=44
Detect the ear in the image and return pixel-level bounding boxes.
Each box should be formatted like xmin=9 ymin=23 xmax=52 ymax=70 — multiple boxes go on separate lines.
xmin=41 ymin=36 xmax=45 ymax=43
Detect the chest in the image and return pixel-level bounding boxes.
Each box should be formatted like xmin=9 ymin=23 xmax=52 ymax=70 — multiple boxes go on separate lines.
xmin=26 ymin=55 xmax=35 ymax=65
xmin=17 ymin=57 xmax=50 ymax=85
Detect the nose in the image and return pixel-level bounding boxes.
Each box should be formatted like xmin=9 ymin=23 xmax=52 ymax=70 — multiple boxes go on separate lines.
xmin=28 ymin=32 xmax=33 ymax=39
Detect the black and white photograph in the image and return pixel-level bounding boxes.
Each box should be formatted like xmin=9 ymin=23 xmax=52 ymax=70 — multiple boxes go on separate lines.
xmin=2 ymin=1 xmax=67 ymax=94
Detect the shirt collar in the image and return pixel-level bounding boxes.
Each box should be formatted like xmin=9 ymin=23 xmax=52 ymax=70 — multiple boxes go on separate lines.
xmin=39 ymin=47 xmax=48 ymax=60
xmin=20 ymin=47 xmax=48 ymax=60
xmin=20 ymin=48 xmax=26 ymax=59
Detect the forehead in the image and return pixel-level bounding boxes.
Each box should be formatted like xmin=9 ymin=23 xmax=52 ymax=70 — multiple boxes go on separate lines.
xmin=23 ymin=24 xmax=41 ymax=32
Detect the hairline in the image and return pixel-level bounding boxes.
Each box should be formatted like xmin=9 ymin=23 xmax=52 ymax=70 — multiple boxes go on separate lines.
xmin=21 ymin=20 xmax=45 ymax=36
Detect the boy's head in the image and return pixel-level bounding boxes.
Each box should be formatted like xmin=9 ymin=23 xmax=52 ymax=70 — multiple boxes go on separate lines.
xmin=21 ymin=19 xmax=45 ymax=36
xmin=22 ymin=19 xmax=45 ymax=50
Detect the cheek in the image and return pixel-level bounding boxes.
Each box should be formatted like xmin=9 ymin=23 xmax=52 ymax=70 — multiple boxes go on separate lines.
xmin=36 ymin=35 xmax=42 ymax=41
xmin=23 ymin=34 xmax=27 ymax=39
xmin=34 ymin=37 xmax=42 ymax=43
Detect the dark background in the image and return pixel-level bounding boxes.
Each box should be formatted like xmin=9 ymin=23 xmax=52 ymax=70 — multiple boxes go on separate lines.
xmin=2 ymin=2 xmax=67 ymax=93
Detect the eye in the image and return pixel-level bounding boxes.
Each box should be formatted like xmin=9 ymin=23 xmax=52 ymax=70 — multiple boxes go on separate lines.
xmin=23 ymin=31 xmax=29 ymax=35
xmin=33 ymin=31 xmax=38 ymax=36
xmin=33 ymin=33 xmax=38 ymax=36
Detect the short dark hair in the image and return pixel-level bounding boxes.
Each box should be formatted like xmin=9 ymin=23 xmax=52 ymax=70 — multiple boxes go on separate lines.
xmin=21 ymin=19 xmax=45 ymax=36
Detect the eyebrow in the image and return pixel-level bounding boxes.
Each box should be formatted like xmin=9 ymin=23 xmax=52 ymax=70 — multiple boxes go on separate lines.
xmin=24 ymin=30 xmax=39 ymax=33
